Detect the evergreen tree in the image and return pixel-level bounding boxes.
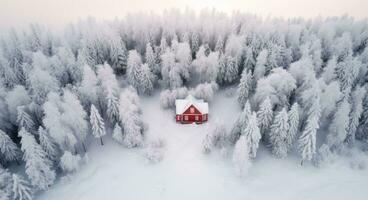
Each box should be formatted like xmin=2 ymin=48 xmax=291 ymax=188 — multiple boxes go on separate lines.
xmin=287 ymin=103 xmax=300 ymax=150
xmin=0 ymin=129 xmax=21 ymax=165
xmin=145 ymin=42 xmax=159 ymax=75
xmin=0 ymin=167 xmax=12 ymax=200
xmin=89 ymin=104 xmax=106 ymax=145
xmin=327 ymin=99 xmax=351 ymax=149
xmin=243 ymin=112 xmax=261 ymax=158
xmin=230 ymin=101 xmax=251 ymax=144
xmin=237 ymin=69 xmax=253 ymax=108
xmin=59 ymin=151 xmax=81 ymax=173
xmin=12 ymin=174 xmax=33 ymax=200
xmin=127 ymin=50 xmax=143 ymax=92
xmin=346 ymin=87 xmax=366 ymax=146
xmin=232 ymin=135 xmax=251 ymax=177
xmin=269 ymin=108 xmax=289 ymax=158
xmin=19 ymin=128 xmax=55 ymax=190
xmin=112 ymin=123 xmax=123 ymax=144
xmin=38 ymin=127 xmax=59 ymax=162
xmin=17 ymin=106 xmax=35 ymax=132
xmin=257 ymin=97 xmax=273 ymax=136
xmin=106 ymin=89 xmax=120 ymax=124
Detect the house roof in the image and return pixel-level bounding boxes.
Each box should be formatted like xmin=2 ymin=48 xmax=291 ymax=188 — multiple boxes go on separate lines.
xmin=175 ymin=95 xmax=209 ymax=114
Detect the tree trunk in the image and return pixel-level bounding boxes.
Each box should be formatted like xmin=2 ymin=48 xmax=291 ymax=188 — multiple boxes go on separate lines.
xmin=100 ymin=137 xmax=104 ymax=146
xmin=82 ymin=142 xmax=87 ymax=153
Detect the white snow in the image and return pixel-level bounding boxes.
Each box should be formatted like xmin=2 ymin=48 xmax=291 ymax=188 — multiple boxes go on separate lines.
xmin=175 ymin=94 xmax=208 ymax=114
xmin=38 ymin=90 xmax=368 ymax=200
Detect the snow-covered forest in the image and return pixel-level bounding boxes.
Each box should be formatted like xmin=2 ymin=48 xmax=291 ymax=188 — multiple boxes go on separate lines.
xmin=1 ymin=9 xmax=368 ymax=200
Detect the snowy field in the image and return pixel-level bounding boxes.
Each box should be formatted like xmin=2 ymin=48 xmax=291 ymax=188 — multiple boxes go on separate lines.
xmin=38 ymin=90 xmax=368 ymax=200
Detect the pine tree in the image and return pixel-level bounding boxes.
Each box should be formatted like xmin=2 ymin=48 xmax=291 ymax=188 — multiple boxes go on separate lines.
xmin=12 ymin=174 xmax=33 ymax=200
xmin=224 ymin=55 xmax=238 ymax=83
xmin=327 ymin=99 xmax=351 ymax=149
xmin=106 ymin=89 xmax=120 ymax=124
xmin=127 ymin=50 xmax=143 ymax=92
xmin=232 ymin=135 xmax=251 ymax=177
xmin=89 ymin=104 xmax=106 ymax=145
xmin=230 ymin=101 xmax=251 ymax=144
xmin=38 ymin=127 xmax=59 ymax=162
xmin=257 ymin=97 xmax=273 ymax=136
xmin=237 ymin=69 xmax=253 ymax=108
xmin=269 ymin=108 xmax=289 ymax=158
xmin=243 ymin=112 xmax=261 ymax=158
xmin=0 ymin=167 xmax=12 ymax=200
xmin=346 ymin=87 xmax=366 ymax=146
xmin=0 ymin=129 xmax=21 ymax=164
xmin=145 ymin=42 xmax=159 ymax=75
xmin=19 ymin=128 xmax=55 ymax=190
xmin=17 ymin=106 xmax=35 ymax=132
xmin=112 ymin=123 xmax=123 ymax=144
xmin=287 ymin=103 xmax=300 ymax=150
xmin=139 ymin=63 xmax=154 ymax=95
xmin=60 ymin=151 xmax=81 ymax=173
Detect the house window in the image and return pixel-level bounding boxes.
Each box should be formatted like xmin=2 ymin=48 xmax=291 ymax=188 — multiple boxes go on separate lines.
xmin=190 ymin=107 xmax=195 ymax=113
xmin=195 ymin=116 xmax=199 ymax=121
xmin=184 ymin=115 xmax=188 ymax=121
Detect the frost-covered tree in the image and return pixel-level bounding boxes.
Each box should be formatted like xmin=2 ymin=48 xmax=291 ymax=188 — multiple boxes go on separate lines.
xmin=0 ymin=129 xmax=21 ymax=165
xmin=112 ymin=123 xmax=123 ymax=144
xmin=192 ymin=47 xmax=219 ymax=83
xmin=43 ymin=92 xmax=77 ymax=151
xmin=89 ymin=104 xmax=106 ymax=145
xmin=28 ymin=66 xmax=59 ymax=105
xmin=12 ymin=174 xmax=33 ymax=200
xmin=287 ymin=103 xmax=300 ymax=150
xmin=60 ymin=90 xmax=88 ymax=152
xmin=230 ymin=101 xmax=251 ymax=144
xmin=119 ymin=87 xmax=144 ymax=148
xmin=257 ymin=97 xmax=273 ymax=136
xmin=78 ymin=65 xmax=98 ymax=109
xmin=60 ymin=151 xmax=81 ymax=173
xmin=346 ymin=87 xmax=366 ymax=146
xmin=269 ymin=108 xmax=289 ymax=158
xmin=321 ymin=56 xmax=337 ymax=84
xmin=38 ymin=127 xmax=59 ymax=162
xmin=19 ymin=128 xmax=55 ymax=190
xmin=145 ymin=42 xmax=159 ymax=75
xmin=232 ymin=135 xmax=251 ymax=177
xmin=159 ymin=87 xmax=188 ymax=109
xmin=5 ymin=86 xmax=31 ymax=125
xmin=237 ymin=69 xmax=253 ymax=108
xmin=127 ymin=51 xmax=154 ymax=95
xmin=0 ymin=167 xmax=12 ymax=200
xmin=192 ymin=82 xmax=218 ymax=102
xmin=243 ymin=112 xmax=261 ymax=158
xmin=202 ymin=120 xmax=227 ymax=154
xmin=254 ymin=49 xmax=268 ymax=81
xmin=17 ymin=106 xmax=35 ymax=132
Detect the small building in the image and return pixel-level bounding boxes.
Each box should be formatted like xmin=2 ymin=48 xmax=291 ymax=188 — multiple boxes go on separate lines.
xmin=175 ymin=95 xmax=208 ymax=124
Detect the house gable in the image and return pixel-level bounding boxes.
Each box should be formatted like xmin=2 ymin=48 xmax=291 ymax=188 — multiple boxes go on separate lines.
xmin=182 ymin=104 xmax=202 ymax=115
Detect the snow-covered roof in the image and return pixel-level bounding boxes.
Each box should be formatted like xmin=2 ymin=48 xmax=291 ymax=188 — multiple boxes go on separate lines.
xmin=175 ymin=95 xmax=209 ymax=114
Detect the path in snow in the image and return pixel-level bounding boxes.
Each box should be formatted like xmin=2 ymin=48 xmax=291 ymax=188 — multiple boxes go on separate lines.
xmin=38 ymin=90 xmax=368 ymax=200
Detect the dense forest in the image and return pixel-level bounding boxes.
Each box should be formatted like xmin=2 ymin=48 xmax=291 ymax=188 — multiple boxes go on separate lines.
xmin=0 ymin=9 xmax=368 ymax=200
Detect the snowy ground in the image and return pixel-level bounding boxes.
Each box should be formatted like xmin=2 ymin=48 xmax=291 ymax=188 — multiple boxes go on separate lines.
xmin=38 ymin=90 xmax=368 ymax=200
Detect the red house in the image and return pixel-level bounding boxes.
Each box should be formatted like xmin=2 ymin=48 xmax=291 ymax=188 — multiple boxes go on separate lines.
xmin=175 ymin=95 xmax=208 ymax=124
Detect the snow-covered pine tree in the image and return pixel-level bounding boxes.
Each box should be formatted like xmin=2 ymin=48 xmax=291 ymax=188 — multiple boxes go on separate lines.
xmin=89 ymin=104 xmax=106 ymax=145
xmin=287 ymin=103 xmax=300 ymax=150
xmin=254 ymin=49 xmax=268 ymax=81
xmin=112 ymin=123 xmax=123 ymax=144
xmin=224 ymin=55 xmax=238 ymax=83
xmin=17 ymin=106 xmax=35 ymax=132
xmin=106 ymin=88 xmax=120 ymax=124
xmin=127 ymin=50 xmax=143 ymax=92
xmin=60 ymin=151 xmax=81 ymax=173
xmin=61 ymin=89 xmax=88 ymax=152
xmin=326 ymin=99 xmax=351 ymax=149
xmin=257 ymin=97 xmax=273 ymax=137
xmin=202 ymin=120 xmax=227 ymax=154
xmin=12 ymin=174 xmax=33 ymax=200
xmin=243 ymin=112 xmax=261 ymax=158
xmin=0 ymin=129 xmax=21 ymax=165
xmin=346 ymin=86 xmax=366 ymax=146
xmin=139 ymin=63 xmax=154 ymax=95
xmin=230 ymin=101 xmax=251 ymax=144
xmin=237 ymin=69 xmax=253 ymax=108
xmin=0 ymin=167 xmax=12 ymax=200
xmin=38 ymin=127 xmax=59 ymax=162
xmin=232 ymin=135 xmax=251 ymax=177
xmin=19 ymin=128 xmax=55 ymax=190
xmin=269 ymin=108 xmax=289 ymax=158
xmin=145 ymin=42 xmax=159 ymax=75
